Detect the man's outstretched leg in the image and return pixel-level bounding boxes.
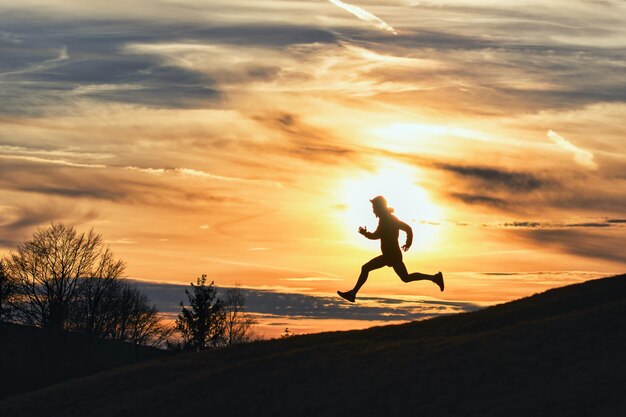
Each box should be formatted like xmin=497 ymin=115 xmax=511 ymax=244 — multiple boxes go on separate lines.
xmin=393 ymin=263 xmax=445 ymax=292
xmin=338 ymin=256 xmax=387 ymax=302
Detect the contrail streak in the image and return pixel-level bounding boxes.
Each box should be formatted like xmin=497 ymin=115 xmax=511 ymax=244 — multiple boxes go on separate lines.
xmin=547 ymin=130 xmax=597 ymax=170
xmin=328 ymin=0 xmax=397 ymax=35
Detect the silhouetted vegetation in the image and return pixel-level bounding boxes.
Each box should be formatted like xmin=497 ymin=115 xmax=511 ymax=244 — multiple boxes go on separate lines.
xmin=280 ymin=327 xmax=298 ymax=339
xmin=69 ymin=279 xmax=171 ymax=348
xmin=0 ymin=224 xmax=175 ymax=398
xmin=4 ymin=223 xmax=124 ymax=332
xmin=222 ymin=284 xmax=257 ymax=346
xmin=0 ymin=260 xmax=15 ymax=322
xmin=0 ymin=225 xmax=263 ymax=400
xmin=173 ymin=275 xmax=256 ymax=351
xmin=1 ymin=223 xmax=169 ymax=346
xmin=174 ymin=275 xmax=224 ymax=351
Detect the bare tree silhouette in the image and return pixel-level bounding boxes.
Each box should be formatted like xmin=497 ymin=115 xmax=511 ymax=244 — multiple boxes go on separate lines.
xmin=4 ymin=223 xmax=118 ymax=331
xmin=0 ymin=260 xmax=16 ymax=322
xmin=222 ymin=284 xmax=257 ymax=345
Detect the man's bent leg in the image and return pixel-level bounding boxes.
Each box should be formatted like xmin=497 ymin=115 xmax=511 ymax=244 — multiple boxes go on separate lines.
xmin=393 ymin=262 xmax=444 ymax=290
xmin=352 ymin=256 xmax=387 ymax=295
xmin=393 ymin=262 xmax=427 ymax=282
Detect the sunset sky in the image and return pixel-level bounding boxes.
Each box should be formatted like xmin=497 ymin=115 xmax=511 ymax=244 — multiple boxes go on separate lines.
xmin=1 ymin=0 xmax=624 ymax=335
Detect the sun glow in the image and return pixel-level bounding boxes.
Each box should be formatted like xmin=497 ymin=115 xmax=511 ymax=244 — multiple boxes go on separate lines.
xmin=337 ymin=161 xmax=444 ymax=252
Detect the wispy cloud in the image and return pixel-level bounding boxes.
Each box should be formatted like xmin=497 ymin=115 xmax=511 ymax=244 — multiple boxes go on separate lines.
xmin=0 ymin=157 xmax=243 ymax=207
xmin=174 ymin=168 xmax=282 ymax=187
xmin=127 ymin=166 xmax=283 ymax=188
xmin=0 ymin=154 xmax=107 ymax=169
xmin=0 ymin=45 xmax=68 ymax=77
xmin=328 ymin=0 xmax=397 ymax=35
xmin=104 ymin=237 xmax=137 ymax=245
xmin=547 ymin=130 xmax=597 ymax=170
xmin=0 ymin=156 xmax=281 ymax=188
xmin=0 ymin=31 xmax=22 ymax=44
xmin=0 ymin=145 xmax=113 ymax=160
xmin=280 ymin=277 xmax=344 ymax=282
xmin=498 ymin=220 xmax=624 ymax=229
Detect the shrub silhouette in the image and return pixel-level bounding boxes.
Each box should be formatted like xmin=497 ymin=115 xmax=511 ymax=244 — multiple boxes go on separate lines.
xmin=175 ymin=275 xmax=224 ymax=351
xmin=174 ymin=277 xmax=256 ymax=350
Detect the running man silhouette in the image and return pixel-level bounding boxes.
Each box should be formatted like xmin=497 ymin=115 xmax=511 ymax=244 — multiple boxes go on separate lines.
xmin=337 ymin=195 xmax=444 ymax=303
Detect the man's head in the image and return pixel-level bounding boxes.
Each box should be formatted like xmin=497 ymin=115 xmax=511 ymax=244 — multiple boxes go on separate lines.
xmin=370 ymin=195 xmax=393 ymax=217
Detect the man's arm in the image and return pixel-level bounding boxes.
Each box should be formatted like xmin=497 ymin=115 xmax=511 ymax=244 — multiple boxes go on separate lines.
xmin=399 ymin=221 xmax=413 ymax=251
xmin=359 ymin=226 xmax=380 ymax=240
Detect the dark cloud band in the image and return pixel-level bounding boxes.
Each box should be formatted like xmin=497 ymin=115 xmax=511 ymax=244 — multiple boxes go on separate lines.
xmin=133 ymin=281 xmax=481 ymax=322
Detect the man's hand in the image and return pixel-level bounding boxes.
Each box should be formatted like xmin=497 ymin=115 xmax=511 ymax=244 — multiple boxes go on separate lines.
xmin=358 ymin=226 xmax=368 ymax=236
xmin=401 ymin=243 xmax=411 ymax=252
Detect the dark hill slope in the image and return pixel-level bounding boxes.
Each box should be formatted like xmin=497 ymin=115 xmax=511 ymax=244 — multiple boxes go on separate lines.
xmin=0 ymin=323 xmax=171 ymax=399
xmin=1 ymin=274 xmax=625 ymax=417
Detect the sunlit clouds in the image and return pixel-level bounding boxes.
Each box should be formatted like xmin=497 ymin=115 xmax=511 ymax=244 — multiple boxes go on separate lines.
xmin=0 ymin=0 xmax=625 ymax=333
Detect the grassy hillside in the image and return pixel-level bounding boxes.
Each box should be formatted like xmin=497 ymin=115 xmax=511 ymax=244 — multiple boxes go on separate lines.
xmin=0 ymin=323 xmax=172 ymax=399
xmin=1 ymin=274 xmax=624 ymax=416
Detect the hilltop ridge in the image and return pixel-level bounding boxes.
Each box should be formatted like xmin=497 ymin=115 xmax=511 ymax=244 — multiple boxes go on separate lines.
xmin=1 ymin=274 xmax=625 ymax=416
